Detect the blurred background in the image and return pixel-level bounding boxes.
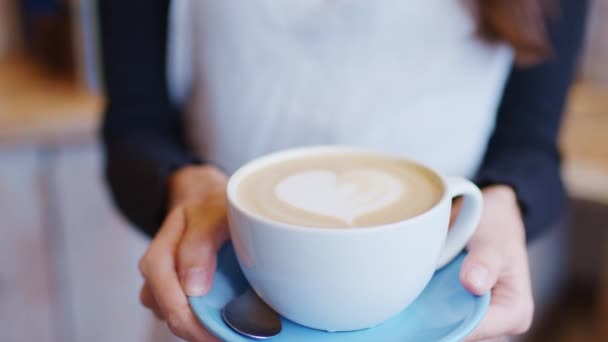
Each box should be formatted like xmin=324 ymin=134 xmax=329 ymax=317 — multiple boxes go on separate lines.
xmin=0 ymin=1 xmax=606 ymax=341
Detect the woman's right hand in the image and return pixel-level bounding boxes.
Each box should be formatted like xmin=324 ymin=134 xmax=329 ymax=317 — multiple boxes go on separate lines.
xmin=138 ymin=165 xmax=229 ymax=341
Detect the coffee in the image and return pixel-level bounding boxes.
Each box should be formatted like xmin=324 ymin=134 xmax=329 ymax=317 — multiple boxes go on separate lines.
xmin=235 ymin=152 xmax=443 ymax=228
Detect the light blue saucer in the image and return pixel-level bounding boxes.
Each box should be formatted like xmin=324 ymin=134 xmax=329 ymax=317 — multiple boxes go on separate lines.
xmin=189 ymin=243 xmax=489 ymax=342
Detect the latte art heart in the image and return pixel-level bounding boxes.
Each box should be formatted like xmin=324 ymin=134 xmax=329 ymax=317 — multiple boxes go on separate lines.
xmin=236 ymin=153 xmax=443 ymax=228
xmin=274 ymin=170 xmax=403 ymax=225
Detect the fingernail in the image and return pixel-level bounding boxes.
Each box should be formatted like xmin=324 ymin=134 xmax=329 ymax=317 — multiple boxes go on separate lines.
xmin=466 ymin=264 xmax=489 ymax=291
xmin=182 ymin=268 xmax=210 ymax=296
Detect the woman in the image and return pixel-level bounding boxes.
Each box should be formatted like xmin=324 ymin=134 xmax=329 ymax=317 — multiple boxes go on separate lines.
xmin=100 ymin=0 xmax=588 ymax=341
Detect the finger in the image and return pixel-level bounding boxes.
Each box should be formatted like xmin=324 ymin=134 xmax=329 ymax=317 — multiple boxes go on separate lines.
xmin=177 ymin=202 xmax=228 ymax=297
xmin=465 ymin=246 xmax=534 ymax=341
xmin=139 ymin=208 xmax=188 ymax=320
xmin=140 ymin=283 xmax=164 ymax=320
xmin=147 ymin=256 xmax=216 ymax=341
xmin=141 ymin=208 xmax=216 ymax=341
xmin=139 ymin=207 xmax=190 ymax=281
xmin=138 ymin=208 xmax=187 ymax=319
xmin=465 ymin=301 xmax=516 ymax=341
xmin=464 ymin=288 xmax=533 ymax=341
xmin=149 ymin=206 xmax=189 ymax=254
xmin=460 ymin=242 xmax=503 ymax=295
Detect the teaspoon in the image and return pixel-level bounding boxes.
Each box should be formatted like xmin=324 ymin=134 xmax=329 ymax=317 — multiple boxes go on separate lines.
xmin=222 ymin=288 xmax=282 ymax=339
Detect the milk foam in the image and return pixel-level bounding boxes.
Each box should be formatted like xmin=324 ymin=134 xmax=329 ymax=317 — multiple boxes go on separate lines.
xmin=274 ymin=170 xmax=403 ymax=225
xmin=235 ymin=153 xmax=443 ymax=228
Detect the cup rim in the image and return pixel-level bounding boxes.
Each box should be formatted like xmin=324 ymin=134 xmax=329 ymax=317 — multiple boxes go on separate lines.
xmin=226 ymin=145 xmax=451 ymax=234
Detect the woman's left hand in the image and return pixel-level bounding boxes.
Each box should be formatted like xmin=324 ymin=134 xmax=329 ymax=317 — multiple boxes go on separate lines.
xmin=453 ymin=185 xmax=535 ymax=341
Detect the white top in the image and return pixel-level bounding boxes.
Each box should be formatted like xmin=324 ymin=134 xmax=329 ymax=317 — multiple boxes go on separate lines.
xmin=168 ymin=0 xmax=513 ymax=177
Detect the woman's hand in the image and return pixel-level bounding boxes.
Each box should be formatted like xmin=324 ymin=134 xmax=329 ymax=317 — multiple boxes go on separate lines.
xmin=138 ymin=165 xmax=229 ymax=341
xmin=454 ymin=185 xmax=534 ymax=341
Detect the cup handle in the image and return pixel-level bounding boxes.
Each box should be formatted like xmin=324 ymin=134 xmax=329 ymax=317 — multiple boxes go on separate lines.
xmin=436 ymin=177 xmax=483 ymax=269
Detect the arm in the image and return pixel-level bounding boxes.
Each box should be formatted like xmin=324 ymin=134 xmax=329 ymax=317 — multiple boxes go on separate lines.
xmin=99 ymin=0 xmax=201 ymax=237
xmin=100 ymin=5 xmax=226 ymax=339
xmin=474 ymin=0 xmax=589 ymax=242
xmin=461 ymin=2 xmax=589 ymax=339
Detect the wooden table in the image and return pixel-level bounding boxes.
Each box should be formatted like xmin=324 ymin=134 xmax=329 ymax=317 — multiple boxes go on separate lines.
xmin=0 ymin=56 xmax=102 ymax=146
xmin=560 ymin=82 xmax=608 ymax=205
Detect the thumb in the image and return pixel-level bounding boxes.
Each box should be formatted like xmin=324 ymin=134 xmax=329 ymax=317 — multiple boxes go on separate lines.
xmin=177 ymin=202 xmax=228 ymax=297
xmin=460 ymin=242 xmax=503 ymax=295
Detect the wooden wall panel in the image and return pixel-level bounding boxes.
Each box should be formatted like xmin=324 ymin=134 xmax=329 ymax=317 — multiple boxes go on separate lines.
xmin=0 ymin=149 xmax=54 ymax=342
xmin=52 ymin=144 xmax=179 ymax=342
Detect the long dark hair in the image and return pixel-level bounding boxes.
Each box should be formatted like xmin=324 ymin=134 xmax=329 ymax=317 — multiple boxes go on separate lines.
xmin=472 ymin=0 xmax=555 ymax=64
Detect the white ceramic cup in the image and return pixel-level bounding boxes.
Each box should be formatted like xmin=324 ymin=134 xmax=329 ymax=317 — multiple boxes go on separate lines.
xmin=226 ymin=146 xmax=483 ymax=332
